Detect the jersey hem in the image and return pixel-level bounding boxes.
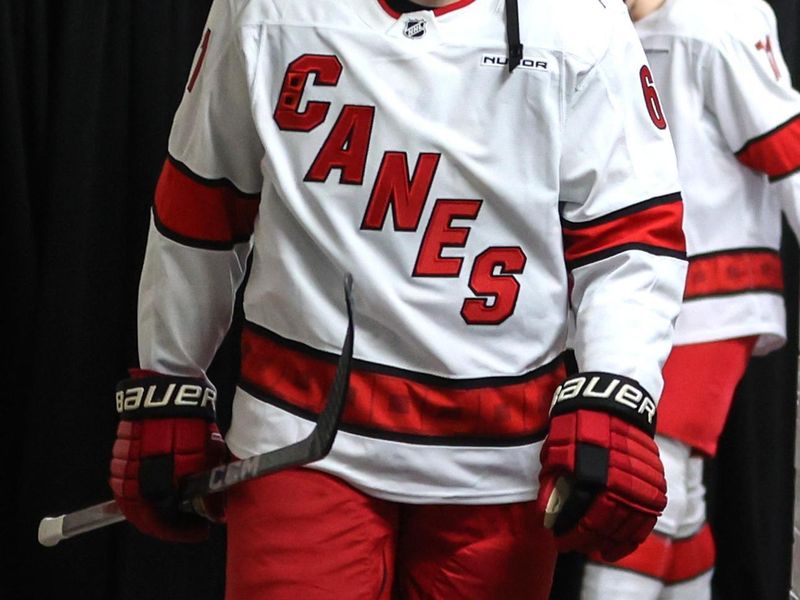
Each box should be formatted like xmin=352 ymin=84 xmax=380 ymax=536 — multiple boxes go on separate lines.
xmin=225 ymin=437 xmax=541 ymax=505
xmin=672 ymin=325 xmax=785 ymax=356
xmin=307 ymin=463 xmax=539 ymax=505
xmin=225 ymin=388 xmax=545 ymax=505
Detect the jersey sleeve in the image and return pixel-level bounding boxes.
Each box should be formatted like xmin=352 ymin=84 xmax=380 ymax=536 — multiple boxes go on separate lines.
xmin=559 ymin=9 xmax=687 ymax=401
xmin=138 ymin=0 xmax=265 ymax=378
xmin=701 ymin=5 xmax=800 ymax=181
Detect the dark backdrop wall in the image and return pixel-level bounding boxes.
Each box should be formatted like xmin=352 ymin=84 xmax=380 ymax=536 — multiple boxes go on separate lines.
xmin=3 ymin=1 xmax=798 ymax=599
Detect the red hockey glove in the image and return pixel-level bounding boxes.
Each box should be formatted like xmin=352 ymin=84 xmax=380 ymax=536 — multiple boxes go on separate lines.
xmin=537 ymin=372 xmax=667 ymax=561
xmin=109 ymin=371 xmax=227 ymax=543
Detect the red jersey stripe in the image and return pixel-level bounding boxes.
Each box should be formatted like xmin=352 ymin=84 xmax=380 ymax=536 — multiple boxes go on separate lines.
xmin=736 ymin=113 xmax=800 ymax=180
xmin=665 ymin=524 xmax=715 ymax=584
xmin=562 ymin=195 xmax=686 ymax=269
xmin=154 ymin=156 xmax=260 ymax=248
xmin=684 ymin=248 xmax=783 ymax=300
xmin=238 ymin=324 xmax=564 ymax=444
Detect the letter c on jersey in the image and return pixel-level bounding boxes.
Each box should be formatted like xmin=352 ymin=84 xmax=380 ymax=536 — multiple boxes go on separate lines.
xmin=274 ymin=54 xmax=343 ymax=131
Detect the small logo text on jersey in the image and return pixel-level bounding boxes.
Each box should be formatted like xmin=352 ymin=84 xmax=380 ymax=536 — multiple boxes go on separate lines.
xmin=481 ymin=54 xmax=548 ymax=71
xmin=404 ymin=19 xmax=427 ymax=39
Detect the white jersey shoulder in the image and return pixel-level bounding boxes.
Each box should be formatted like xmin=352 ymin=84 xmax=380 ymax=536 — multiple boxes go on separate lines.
xmin=233 ymin=0 xmax=630 ymax=69
xmin=520 ymin=0 xmax=631 ymax=65
xmin=637 ymin=0 xmax=778 ymax=50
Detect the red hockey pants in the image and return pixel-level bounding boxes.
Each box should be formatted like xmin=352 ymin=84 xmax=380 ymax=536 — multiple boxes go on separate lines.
xmin=225 ymin=467 xmax=557 ymax=600
xmin=657 ymin=336 xmax=756 ymax=456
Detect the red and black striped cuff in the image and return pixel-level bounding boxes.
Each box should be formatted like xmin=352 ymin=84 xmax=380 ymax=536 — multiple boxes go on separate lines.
xmin=736 ymin=112 xmax=800 ymax=181
xmin=561 ymin=193 xmax=686 ymax=270
xmin=153 ymin=154 xmax=260 ymax=250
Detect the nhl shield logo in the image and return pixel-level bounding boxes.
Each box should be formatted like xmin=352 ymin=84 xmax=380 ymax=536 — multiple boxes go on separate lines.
xmin=403 ymin=19 xmax=427 ymax=39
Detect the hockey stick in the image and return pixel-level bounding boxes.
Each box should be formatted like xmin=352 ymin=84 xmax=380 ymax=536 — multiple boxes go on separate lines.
xmin=543 ymin=476 xmax=571 ymax=529
xmin=38 ymin=274 xmax=355 ymax=547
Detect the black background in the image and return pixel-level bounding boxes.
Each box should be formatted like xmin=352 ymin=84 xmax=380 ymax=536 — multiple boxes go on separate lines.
xmin=3 ymin=1 xmax=798 ymax=598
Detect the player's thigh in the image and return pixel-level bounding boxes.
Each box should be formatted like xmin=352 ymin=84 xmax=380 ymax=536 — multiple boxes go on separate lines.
xmin=661 ymin=570 xmax=713 ymax=600
xmin=225 ymin=466 xmax=398 ymax=600
xmin=675 ymin=453 xmax=706 ymax=538
xmin=579 ymin=439 xmax=692 ymax=600
xmin=395 ymin=500 xmax=556 ymax=600
xmin=581 ymin=563 xmax=665 ymax=600
xmin=654 ymin=436 xmax=692 ymax=537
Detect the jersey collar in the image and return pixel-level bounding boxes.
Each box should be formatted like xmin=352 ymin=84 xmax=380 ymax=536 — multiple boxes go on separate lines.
xmin=376 ymin=0 xmax=477 ymax=18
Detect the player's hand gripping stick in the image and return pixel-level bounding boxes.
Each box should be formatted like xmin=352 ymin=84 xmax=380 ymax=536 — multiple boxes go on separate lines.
xmin=38 ymin=275 xmax=355 ymax=547
xmin=537 ymin=372 xmax=667 ymax=561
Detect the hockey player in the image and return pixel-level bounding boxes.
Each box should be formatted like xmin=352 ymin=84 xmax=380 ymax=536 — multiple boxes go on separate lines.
xmin=581 ymin=0 xmax=800 ymax=598
xmin=107 ymin=0 xmax=688 ymax=598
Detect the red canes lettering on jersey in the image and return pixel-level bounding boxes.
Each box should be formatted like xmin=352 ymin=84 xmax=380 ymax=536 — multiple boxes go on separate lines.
xmin=414 ymin=199 xmax=482 ymax=277
xmin=274 ymin=54 xmax=343 ymax=131
xmin=361 ymin=152 xmax=441 ymax=231
xmin=275 ymin=54 xmax=529 ymax=324
xmin=461 ymin=247 xmax=527 ymax=325
xmin=305 ymin=105 xmax=375 ymax=185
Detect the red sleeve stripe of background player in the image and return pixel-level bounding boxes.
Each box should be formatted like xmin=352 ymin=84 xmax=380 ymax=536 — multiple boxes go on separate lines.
xmin=735 ymin=112 xmax=800 ymax=181
xmin=152 ymin=155 xmax=260 ymax=250
xmin=561 ymin=193 xmax=686 ymax=270
xmin=683 ymin=248 xmax=783 ymax=300
xmin=588 ymin=523 xmax=714 ymax=585
xmin=238 ymin=323 xmax=565 ymax=446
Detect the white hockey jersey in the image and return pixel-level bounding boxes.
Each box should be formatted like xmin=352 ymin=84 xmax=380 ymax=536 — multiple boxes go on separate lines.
xmin=634 ymin=0 xmax=800 ymax=355
xmin=137 ymin=0 xmax=687 ymax=504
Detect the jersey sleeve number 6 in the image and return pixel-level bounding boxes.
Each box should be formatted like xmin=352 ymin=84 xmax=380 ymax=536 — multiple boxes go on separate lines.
xmin=640 ymin=65 xmax=667 ymax=130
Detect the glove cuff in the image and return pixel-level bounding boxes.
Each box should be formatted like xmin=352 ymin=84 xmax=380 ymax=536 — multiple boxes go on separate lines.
xmin=550 ymin=372 xmax=656 ymax=436
xmin=115 ymin=375 xmax=217 ymax=421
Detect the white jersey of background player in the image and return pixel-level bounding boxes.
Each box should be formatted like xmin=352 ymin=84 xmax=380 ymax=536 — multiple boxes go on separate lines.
xmin=582 ymin=0 xmax=800 ymax=599
xmin=107 ymin=0 xmax=688 ymax=597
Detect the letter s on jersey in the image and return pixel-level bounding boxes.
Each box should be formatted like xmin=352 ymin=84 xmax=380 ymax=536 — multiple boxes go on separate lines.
xmin=461 ymin=247 xmax=527 ymax=325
